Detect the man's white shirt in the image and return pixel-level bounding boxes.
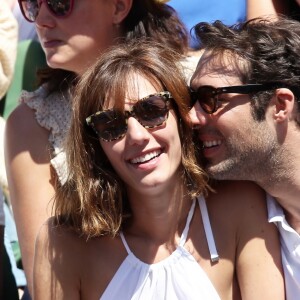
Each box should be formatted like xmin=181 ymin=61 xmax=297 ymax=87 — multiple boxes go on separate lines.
xmin=267 ymin=194 xmax=300 ymax=300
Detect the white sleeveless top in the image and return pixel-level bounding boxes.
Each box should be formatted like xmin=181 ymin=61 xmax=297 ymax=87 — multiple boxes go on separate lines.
xmin=100 ymin=196 xmax=220 ymax=300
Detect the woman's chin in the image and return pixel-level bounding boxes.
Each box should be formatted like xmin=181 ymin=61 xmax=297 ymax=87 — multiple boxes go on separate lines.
xmin=46 ymin=56 xmax=76 ymax=73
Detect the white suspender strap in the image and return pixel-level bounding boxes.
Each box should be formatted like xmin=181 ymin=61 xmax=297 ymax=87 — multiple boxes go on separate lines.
xmin=179 ymin=198 xmax=196 ymax=246
xmin=120 ymin=232 xmax=131 ymax=254
xmin=198 ymin=196 xmax=219 ymax=263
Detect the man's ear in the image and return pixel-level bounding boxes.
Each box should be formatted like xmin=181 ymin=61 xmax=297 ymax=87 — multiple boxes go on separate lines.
xmin=112 ymin=0 xmax=133 ymax=25
xmin=273 ymin=88 xmax=295 ymax=122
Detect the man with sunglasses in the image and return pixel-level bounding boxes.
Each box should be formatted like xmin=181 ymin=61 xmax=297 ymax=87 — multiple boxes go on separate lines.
xmin=189 ymin=17 xmax=300 ymax=299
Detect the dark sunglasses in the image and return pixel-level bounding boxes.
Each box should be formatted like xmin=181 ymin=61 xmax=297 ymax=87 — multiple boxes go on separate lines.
xmin=189 ymin=82 xmax=290 ymax=114
xmin=18 ymin=0 xmax=74 ymax=22
xmin=86 ymin=92 xmax=173 ymax=142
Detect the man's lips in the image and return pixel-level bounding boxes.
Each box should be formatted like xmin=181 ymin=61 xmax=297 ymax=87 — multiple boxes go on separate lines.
xmin=202 ymin=140 xmax=222 ymax=149
xmin=200 ymin=139 xmax=223 ymax=159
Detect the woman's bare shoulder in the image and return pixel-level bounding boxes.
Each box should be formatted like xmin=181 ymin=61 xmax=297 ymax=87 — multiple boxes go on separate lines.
xmin=35 ymin=219 xmax=126 ymax=298
xmin=209 ymin=180 xmax=266 ymax=207
xmin=6 ymin=102 xmax=42 ymax=134
xmin=36 ymin=218 xmax=86 ymax=257
xmin=206 ymin=180 xmax=268 ymax=231
xmin=36 ymin=218 xmax=125 ymax=272
xmin=5 ymin=102 xmax=51 ymax=161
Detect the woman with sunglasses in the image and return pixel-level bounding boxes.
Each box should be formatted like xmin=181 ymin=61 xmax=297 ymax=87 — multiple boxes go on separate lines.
xmin=32 ymin=40 xmax=284 ymax=299
xmin=4 ymin=0 xmax=199 ymax=297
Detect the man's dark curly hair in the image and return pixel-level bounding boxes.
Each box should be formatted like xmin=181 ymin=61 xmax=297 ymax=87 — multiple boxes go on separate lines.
xmin=192 ymin=17 xmax=300 ymax=124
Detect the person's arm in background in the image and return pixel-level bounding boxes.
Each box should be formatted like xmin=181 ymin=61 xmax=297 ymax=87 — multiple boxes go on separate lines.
xmin=0 ymin=190 xmax=4 ymax=300
xmin=0 ymin=2 xmax=17 ymax=297
xmin=1 ymin=1 xmax=55 ymax=297
xmin=0 ymin=2 xmax=18 ymax=298
xmin=0 ymin=1 xmax=17 ymax=101
xmin=247 ymin=0 xmax=288 ymax=19
xmin=0 ymin=228 xmax=4 ymax=299
xmin=5 ymin=102 xmax=56 ymax=297
xmin=4 ymin=0 xmax=17 ymax=10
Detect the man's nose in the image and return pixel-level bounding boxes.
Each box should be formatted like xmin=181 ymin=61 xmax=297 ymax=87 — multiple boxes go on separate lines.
xmin=189 ymin=102 xmax=208 ymax=128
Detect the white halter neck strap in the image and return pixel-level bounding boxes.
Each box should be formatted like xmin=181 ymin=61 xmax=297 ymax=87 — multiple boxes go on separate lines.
xmin=120 ymin=196 xmax=219 ymax=263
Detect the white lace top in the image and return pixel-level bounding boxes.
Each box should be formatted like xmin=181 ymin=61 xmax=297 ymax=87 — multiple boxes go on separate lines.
xmin=20 ymin=85 xmax=71 ymax=184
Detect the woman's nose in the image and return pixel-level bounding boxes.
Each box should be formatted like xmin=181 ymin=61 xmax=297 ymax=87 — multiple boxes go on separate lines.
xmin=35 ymin=2 xmax=56 ymax=29
xmin=126 ymin=117 xmax=151 ymax=145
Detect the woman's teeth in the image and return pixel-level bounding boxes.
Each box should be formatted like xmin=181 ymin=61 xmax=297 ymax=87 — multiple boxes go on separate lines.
xmin=130 ymin=150 xmax=161 ymax=164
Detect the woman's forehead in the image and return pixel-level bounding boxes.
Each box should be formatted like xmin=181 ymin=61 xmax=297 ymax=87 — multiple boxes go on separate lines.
xmin=126 ymin=74 xmax=162 ymax=98
xmin=104 ymin=72 xmax=163 ymax=108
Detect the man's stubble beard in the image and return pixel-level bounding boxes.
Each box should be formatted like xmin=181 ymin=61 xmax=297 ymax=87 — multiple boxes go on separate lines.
xmin=204 ymin=120 xmax=288 ymax=187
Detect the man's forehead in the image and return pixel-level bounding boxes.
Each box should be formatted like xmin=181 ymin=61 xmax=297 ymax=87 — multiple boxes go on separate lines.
xmin=191 ymin=49 xmax=246 ymax=86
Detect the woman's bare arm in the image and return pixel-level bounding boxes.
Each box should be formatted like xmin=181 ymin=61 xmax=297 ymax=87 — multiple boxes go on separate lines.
xmin=5 ymin=103 xmax=56 ymax=296
xmin=33 ymin=222 xmax=80 ymax=300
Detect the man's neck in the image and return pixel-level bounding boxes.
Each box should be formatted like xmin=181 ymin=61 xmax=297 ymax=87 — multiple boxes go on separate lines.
xmin=285 ymin=209 xmax=300 ymax=234
xmin=257 ymin=129 xmax=300 ymax=232
xmin=263 ymin=180 xmax=300 ymax=234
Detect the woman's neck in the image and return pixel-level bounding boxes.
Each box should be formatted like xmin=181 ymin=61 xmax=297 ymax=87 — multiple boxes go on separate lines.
xmin=125 ymin=181 xmax=191 ymax=244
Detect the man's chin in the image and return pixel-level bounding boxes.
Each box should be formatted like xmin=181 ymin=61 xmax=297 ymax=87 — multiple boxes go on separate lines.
xmin=205 ymin=161 xmax=236 ymax=180
xmin=205 ymin=163 xmax=221 ymax=179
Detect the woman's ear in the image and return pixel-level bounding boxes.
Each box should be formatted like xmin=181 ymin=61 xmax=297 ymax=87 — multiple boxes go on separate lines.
xmin=112 ymin=0 xmax=133 ymax=25
xmin=273 ymin=88 xmax=295 ymax=122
